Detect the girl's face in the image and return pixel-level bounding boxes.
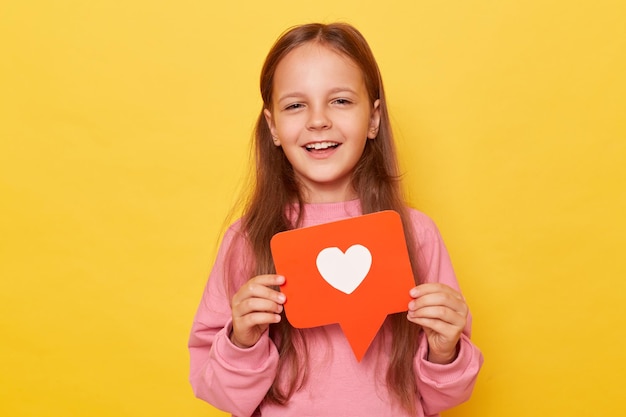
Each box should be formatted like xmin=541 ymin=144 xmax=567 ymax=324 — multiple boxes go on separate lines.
xmin=264 ymin=42 xmax=380 ymax=203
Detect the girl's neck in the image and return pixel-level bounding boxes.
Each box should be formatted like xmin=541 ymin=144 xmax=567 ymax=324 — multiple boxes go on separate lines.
xmin=299 ymin=184 xmax=358 ymax=204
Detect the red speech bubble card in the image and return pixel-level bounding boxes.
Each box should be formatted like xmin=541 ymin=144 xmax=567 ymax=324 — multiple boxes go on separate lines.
xmin=270 ymin=210 xmax=416 ymax=361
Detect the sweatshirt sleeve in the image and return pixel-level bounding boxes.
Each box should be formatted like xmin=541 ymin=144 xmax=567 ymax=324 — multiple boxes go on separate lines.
xmin=408 ymin=210 xmax=484 ymax=416
xmin=188 ymin=223 xmax=280 ymax=417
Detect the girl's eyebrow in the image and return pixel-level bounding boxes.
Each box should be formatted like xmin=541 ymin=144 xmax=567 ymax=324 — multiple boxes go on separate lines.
xmin=328 ymin=87 xmax=359 ymax=96
xmin=277 ymin=87 xmax=359 ymax=102
xmin=276 ymin=92 xmax=305 ymax=102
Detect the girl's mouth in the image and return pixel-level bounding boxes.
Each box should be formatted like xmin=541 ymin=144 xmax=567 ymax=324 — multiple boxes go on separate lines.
xmin=304 ymin=141 xmax=340 ymax=152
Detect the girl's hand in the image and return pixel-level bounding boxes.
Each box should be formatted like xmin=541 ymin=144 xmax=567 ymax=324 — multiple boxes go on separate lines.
xmin=407 ymin=283 xmax=468 ymax=364
xmin=230 ymin=274 xmax=286 ymax=348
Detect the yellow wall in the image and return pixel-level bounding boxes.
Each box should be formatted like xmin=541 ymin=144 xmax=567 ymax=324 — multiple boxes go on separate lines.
xmin=1 ymin=1 xmax=625 ymax=415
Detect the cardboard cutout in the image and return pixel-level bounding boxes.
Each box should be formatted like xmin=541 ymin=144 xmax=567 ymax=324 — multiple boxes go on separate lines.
xmin=270 ymin=210 xmax=416 ymax=361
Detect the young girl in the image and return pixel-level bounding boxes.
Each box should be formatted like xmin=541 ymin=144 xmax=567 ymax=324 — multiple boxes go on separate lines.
xmin=189 ymin=22 xmax=483 ymax=417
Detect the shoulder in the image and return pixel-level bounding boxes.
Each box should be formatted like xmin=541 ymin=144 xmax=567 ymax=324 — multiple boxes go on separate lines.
xmin=213 ymin=218 xmax=254 ymax=287
xmin=216 ymin=218 xmax=249 ymax=256
xmin=404 ymin=207 xmax=442 ymax=242
xmin=403 ymin=207 xmax=458 ymax=284
xmin=224 ymin=218 xmax=245 ymax=237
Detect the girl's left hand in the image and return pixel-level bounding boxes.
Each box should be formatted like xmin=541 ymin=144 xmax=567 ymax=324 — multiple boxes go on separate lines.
xmin=407 ymin=283 xmax=469 ymax=364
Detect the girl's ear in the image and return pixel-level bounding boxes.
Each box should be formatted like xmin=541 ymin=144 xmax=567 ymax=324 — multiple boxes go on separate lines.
xmin=367 ymin=99 xmax=381 ymax=139
xmin=264 ymin=108 xmax=281 ymax=146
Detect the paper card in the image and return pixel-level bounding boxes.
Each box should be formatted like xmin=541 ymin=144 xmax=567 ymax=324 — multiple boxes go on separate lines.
xmin=270 ymin=210 xmax=416 ymax=361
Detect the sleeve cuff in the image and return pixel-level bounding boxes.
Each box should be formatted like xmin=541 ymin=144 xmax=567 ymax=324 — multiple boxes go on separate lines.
xmin=213 ymin=320 xmax=278 ymax=373
xmin=416 ymin=333 xmax=483 ymax=386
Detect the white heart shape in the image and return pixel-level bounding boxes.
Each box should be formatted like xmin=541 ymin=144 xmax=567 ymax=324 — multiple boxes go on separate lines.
xmin=316 ymin=244 xmax=372 ymax=295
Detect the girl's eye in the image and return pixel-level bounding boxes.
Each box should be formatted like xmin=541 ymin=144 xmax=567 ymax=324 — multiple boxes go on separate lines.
xmin=333 ymin=98 xmax=352 ymax=105
xmin=285 ymin=103 xmax=304 ymax=110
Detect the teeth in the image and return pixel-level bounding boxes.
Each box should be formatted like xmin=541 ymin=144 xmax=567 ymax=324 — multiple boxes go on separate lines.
xmin=305 ymin=141 xmax=339 ymax=150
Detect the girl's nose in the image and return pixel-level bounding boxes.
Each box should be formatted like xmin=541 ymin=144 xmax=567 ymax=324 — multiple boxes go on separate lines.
xmin=306 ymin=107 xmax=332 ymax=130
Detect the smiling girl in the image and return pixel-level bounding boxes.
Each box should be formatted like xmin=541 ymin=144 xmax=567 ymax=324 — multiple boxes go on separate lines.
xmin=189 ymin=23 xmax=483 ymax=417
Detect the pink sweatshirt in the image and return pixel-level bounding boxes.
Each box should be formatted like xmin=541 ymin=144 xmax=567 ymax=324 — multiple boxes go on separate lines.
xmin=189 ymin=200 xmax=483 ymax=417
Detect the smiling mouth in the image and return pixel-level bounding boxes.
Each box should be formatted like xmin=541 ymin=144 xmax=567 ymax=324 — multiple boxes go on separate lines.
xmin=305 ymin=141 xmax=340 ymax=151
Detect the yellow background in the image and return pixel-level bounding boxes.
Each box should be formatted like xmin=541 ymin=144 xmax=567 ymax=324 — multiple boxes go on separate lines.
xmin=1 ymin=0 xmax=625 ymax=415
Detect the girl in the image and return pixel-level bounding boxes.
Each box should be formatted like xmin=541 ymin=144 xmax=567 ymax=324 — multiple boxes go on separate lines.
xmin=189 ymin=23 xmax=483 ymax=417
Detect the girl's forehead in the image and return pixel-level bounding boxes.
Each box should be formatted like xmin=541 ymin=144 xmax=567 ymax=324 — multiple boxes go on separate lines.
xmin=278 ymin=42 xmax=360 ymax=73
xmin=267 ymin=41 xmax=371 ymax=107
xmin=272 ymin=45 xmax=366 ymax=98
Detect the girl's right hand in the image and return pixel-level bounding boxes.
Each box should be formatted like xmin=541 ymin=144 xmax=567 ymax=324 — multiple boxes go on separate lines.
xmin=230 ymin=274 xmax=286 ymax=348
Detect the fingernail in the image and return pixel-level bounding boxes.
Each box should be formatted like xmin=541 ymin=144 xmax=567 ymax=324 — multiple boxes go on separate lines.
xmin=409 ymin=288 xmax=418 ymax=298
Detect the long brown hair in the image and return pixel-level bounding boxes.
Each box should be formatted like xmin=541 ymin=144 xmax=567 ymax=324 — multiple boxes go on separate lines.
xmin=238 ymin=22 xmax=422 ymax=414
